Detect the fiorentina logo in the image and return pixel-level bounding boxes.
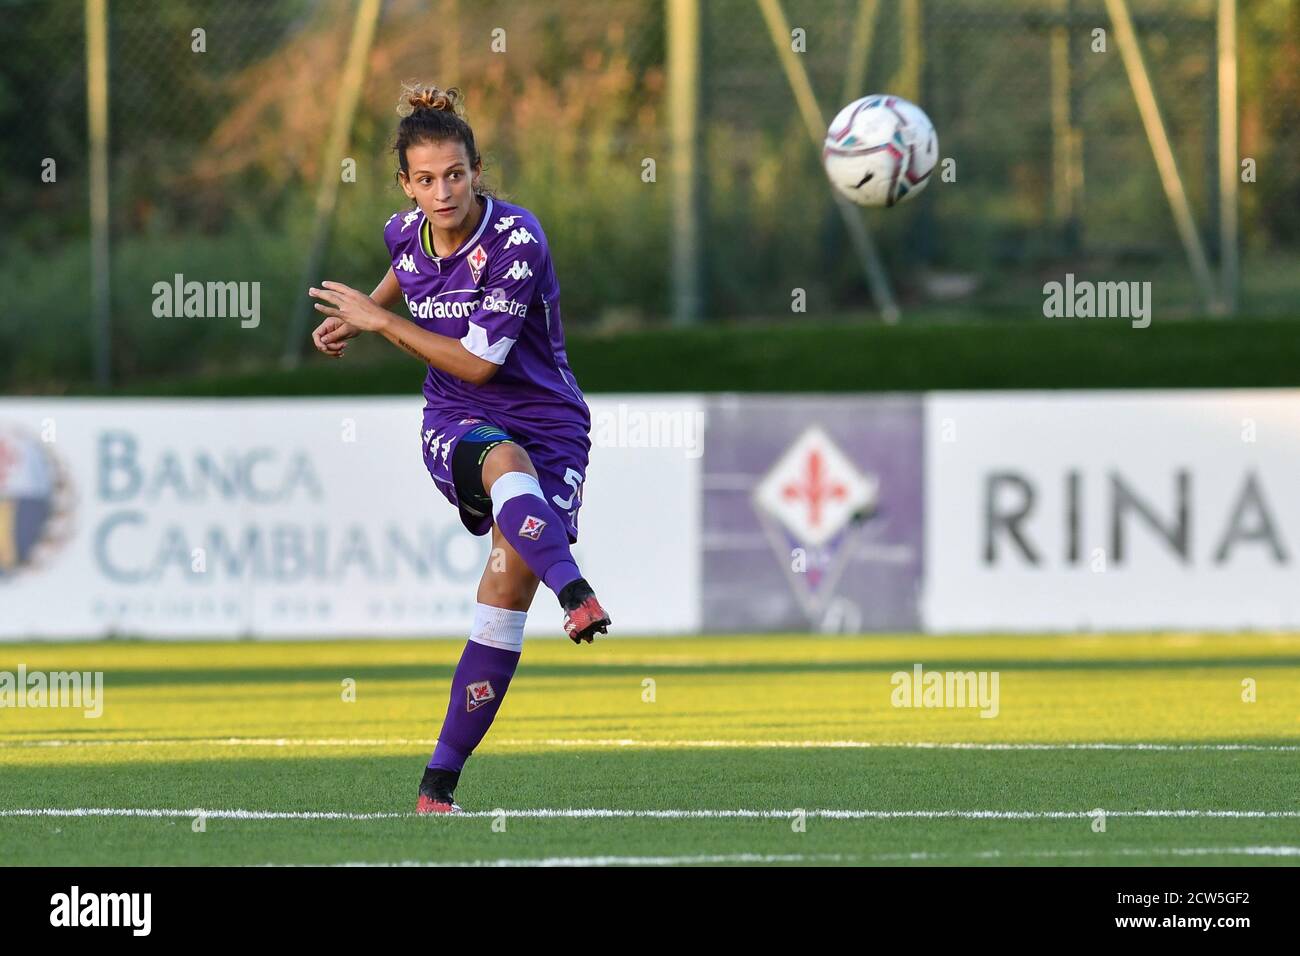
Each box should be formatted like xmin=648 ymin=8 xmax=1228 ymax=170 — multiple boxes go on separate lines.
xmin=466 ymin=680 xmax=496 ymax=712
xmin=467 ymin=244 xmax=487 ymax=283
xmin=752 ymin=425 xmax=879 ymax=618
xmin=518 ymin=515 xmax=546 ymax=540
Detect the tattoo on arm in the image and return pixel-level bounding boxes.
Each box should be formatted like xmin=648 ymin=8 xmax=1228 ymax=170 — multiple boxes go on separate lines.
xmin=392 ymin=331 xmax=426 ymax=362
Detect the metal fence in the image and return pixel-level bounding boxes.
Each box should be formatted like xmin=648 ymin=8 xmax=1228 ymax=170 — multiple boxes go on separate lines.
xmin=2 ymin=0 xmax=1297 ymax=389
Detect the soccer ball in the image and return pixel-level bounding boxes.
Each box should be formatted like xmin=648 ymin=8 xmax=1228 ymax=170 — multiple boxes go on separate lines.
xmin=822 ymin=94 xmax=938 ymax=208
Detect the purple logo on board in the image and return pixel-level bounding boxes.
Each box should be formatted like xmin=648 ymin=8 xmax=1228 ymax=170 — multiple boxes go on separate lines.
xmin=702 ymin=397 xmax=923 ymax=633
xmin=753 ymin=426 xmax=880 ymax=616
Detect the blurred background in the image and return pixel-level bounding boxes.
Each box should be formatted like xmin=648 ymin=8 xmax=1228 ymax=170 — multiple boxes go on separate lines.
xmin=4 ymin=0 xmax=1300 ymax=640
xmin=2 ymin=0 xmax=1298 ymax=394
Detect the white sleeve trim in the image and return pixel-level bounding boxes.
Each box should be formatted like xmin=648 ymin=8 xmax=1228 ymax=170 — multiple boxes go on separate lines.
xmin=460 ymin=320 xmax=517 ymax=365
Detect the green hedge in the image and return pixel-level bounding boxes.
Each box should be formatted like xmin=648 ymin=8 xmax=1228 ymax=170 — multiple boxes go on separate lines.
xmin=80 ymin=316 xmax=1300 ymax=397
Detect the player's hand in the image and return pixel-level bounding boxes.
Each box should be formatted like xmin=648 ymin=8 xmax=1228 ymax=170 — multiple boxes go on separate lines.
xmin=312 ymin=316 xmax=358 ymax=358
xmin=309 ymin=281 xmax=392 ymax=334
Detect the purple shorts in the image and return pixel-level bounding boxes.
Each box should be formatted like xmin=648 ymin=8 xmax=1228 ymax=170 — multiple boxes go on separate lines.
xmin=420 ymin=411 xmax=588 ymax=544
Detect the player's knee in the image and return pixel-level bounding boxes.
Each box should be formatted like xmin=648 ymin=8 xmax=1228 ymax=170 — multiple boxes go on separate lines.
xmin=478 ymin=574 xmax=536 ymax=612
xmin=482 ymin=443 xmax=534 ymax=489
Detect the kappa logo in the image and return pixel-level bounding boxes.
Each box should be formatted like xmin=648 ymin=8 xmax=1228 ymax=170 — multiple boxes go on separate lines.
xmin=396 ymin=253 xmax=418 ymax=273
xmin=518 ymin=515 xmax=547 ymax=540
xmin=466 ymin=679 xmax=496 ymax=712
xmin=424 ymin=429 xmax=442 ymax=457
xmin=425 ymin=430 xmax=451 ymax=467
xmin=503 ymin=259 xmax=533 ymax=281
xmin=504 ymin=227 xmax=537 ymax=250
xmin=402 ymin=210 xmax=421 ymax=230
xmin=458 ymin=418 xmax=484 ymax=425
xmin=494 ymin=215 xmax=520 ymax=233
xmin=467 ymin=244 xmax=488 ymax=283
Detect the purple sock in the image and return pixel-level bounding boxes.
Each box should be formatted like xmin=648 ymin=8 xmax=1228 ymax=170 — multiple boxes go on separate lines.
xmin=428 ymin=639 xmax=521 ymax=772
xmin=492 ymin=475 xmax=583 ymax=595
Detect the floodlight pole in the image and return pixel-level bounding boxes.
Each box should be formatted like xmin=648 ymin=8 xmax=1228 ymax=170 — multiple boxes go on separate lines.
xmin=841 ymin=0 xmax=880 ymax=107
xmin=1050 ymin=0 xmax=1083 ymax=252
xmin=86 ymin=0 xmax=111 ymax=387
xmin=894 ymin=0 xmax=922 ymax=102
xmin=282 ymin=0 xmax=383 ymax=368
xmin=1217 ymin=0 xmax=1238 ymax=315
xmin=1104 ymin=0 xmax=1220 ymax=313
xmin=668 ymin=0 xmax=704 ymax=327
xmin=755 ymin=0 xmax=900 ymax=323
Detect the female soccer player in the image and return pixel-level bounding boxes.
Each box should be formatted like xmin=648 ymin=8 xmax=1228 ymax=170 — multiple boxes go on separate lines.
xmin=308 ymin=84 xmax=611 ymax=814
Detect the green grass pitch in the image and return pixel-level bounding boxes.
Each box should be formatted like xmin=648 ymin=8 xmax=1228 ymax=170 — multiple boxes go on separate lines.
xmin=1 ymin=634 xmax=1297 ymax=867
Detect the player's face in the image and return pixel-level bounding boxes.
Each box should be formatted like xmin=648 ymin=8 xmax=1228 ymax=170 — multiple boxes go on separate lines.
xmin=400 ymin=140 xmax=481 ymax=232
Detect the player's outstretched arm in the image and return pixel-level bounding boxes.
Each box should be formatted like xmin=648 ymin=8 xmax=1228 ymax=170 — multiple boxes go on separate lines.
xmin=309 ymin=280 xmax=498 ymax=386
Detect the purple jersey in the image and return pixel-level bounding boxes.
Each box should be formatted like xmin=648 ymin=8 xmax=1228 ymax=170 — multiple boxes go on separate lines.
xmin=383 ymin=196 xmax=591 ymax=453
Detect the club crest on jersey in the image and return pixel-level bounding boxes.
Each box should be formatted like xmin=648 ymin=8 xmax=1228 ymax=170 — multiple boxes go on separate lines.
xmin=518 ymin=515 xmax=547 ymax=540
xmin=467 ymin=244 xmax=488 ymax=283
xmin=466 ymin=680 xmax=496 ymax=712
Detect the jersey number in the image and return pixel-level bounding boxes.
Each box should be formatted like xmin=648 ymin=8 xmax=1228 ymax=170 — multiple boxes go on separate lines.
xmin=551 ymin=468 xmax=584 ymax=510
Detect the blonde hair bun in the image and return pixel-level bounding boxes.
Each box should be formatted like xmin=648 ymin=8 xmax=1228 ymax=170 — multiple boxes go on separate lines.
xmin=396 ymin=83 xmax=463 ymax=118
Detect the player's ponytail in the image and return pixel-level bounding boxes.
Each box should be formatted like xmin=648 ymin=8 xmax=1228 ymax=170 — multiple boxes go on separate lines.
xmin=393 ymin=82 xmax=494 ymax=197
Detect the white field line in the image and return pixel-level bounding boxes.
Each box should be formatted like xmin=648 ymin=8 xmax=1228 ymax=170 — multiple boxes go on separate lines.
xmin=2 ymin=807 xmax=1299 ymax=821
xmin=872 ymin=846 xmax=1300 ymax=862
xmin=289 ymin=846 xmax=1300 ymax=867
xmin=277 ymin=853 xmax=855 ymax=867
xmin=2 ymin=737 xmax=1297 ymax=752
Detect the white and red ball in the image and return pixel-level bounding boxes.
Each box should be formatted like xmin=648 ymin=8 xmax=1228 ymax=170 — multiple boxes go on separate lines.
xmin=822 ymin=94 xmax=938 ymax=208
